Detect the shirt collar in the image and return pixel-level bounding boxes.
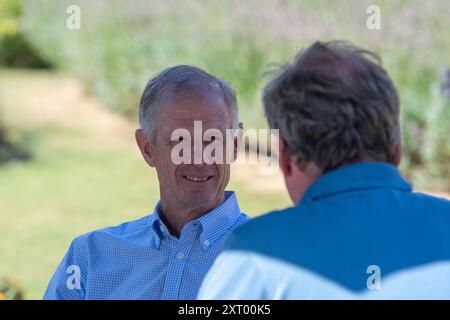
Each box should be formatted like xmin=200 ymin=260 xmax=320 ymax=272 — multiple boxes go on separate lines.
xmin=150 ymin=191 xmax=242 ymax=249
xmin=149 ymin=202 xmax=168 ymax=249
xmin=196 ymin=191 xmax=242 ymax=247
xmin=300 ymin=162 xmax=412 ymax=204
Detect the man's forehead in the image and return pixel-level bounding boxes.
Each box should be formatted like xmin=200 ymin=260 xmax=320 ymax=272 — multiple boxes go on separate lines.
xmin=158 ymin=93 xmax=231 ymax=125
xmin=161 ymin=102 xmax=231 ymax=128
xmin=163 ymin=90 xmax=228 ymax=113
xmin=161 ymin=118 xmax=228 ymax=133
xmin=164 ymin=104 xmax=229 ymax=120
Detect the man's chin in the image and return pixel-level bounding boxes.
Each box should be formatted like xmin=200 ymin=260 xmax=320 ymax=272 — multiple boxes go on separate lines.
xmin=182 ymin=192 xmax=221 ymax=212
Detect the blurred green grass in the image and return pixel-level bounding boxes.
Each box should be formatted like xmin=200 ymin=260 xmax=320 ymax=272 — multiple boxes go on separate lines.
xmin=0 ymin=68 xmax=290 ymax=298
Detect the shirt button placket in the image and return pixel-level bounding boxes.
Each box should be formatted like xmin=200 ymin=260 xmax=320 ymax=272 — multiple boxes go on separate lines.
xmin=177 ymin=251 xmax=185 ymax=260
xmin=161 ymin=233 xmax=193 ymax=299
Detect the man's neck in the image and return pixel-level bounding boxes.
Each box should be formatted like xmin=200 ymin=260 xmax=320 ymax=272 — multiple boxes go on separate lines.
xmin=159 ymin=195 xmax=225 ymax=238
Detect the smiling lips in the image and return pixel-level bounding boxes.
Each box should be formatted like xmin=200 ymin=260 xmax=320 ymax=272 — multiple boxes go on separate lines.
xmin=183 ymin=175 xmax=213 ymax=182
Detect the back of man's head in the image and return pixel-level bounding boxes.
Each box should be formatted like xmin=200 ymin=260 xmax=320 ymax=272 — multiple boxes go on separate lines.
xmin=263 ymin=41 xmax=400 ymax=173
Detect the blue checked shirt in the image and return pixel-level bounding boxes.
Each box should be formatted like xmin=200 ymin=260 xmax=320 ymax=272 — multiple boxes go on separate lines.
xmin=43 ymin=191 xmax=249 ymax=300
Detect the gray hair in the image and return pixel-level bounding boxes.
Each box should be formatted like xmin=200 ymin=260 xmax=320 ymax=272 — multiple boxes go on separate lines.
xmin=263 ymin=41 xmax=400 ymax=172
xmin=139 ymin=65 xmax=239 ymax=141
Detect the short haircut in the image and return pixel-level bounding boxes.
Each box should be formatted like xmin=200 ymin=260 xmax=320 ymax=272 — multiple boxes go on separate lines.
xmin=139 ymin=65 xmax=239 ymax=142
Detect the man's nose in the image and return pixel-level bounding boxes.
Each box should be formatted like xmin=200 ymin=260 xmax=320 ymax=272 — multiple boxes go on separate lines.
xmin=192 ymin=141 xmax=206 ymax=166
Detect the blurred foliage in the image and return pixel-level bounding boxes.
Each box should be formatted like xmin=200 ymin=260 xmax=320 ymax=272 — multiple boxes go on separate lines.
xmin=0 ymin=277 xmax=25 ymax=299
xmin=0 ymin=122 xmax=30 ymax=163
xmin=0 ymin=0 xmax=20 ymax=36
xmin=0 ymin=0 xmax=40 ymax=164
xmin=12 ymin=0 xmax=450 ymax=186
xmin=0 ymin=0 xmax=50 ymax=67
xmin=415 ymin=83 xmax=450 ymax=190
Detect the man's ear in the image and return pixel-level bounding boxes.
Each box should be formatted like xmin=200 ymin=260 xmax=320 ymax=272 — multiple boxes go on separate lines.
xmin=393 ymin=137 xmax=402 ymax=167
xmin=279 ymin=137 xmax=293 ymax=177
xmin=135 ymin=129 xmax=156 ymax=167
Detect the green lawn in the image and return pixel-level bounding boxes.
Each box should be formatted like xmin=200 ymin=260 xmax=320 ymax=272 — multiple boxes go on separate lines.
xmin=0 ymin=69 xmax=290 ymax=299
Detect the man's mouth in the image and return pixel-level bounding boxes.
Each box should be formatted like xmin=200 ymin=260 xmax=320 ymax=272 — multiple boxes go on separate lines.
xmin=183 ymin=175 xmax=213 ymax=182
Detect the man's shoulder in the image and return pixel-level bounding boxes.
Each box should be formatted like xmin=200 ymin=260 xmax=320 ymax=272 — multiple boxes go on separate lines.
xmin=408 ymin=191 xmax=450 ymax=210
xmin=71 ymin=213 xmax=155 ymax=248
xmin=406 ymin=191 xmax=450 ymax=227
xmin=234 ymin=211 xmax=251 ymax=225
xmin=224 ymin=207 xmax=297 ymax=252
xmin=224 ymin=192 xmax=450 ymax=254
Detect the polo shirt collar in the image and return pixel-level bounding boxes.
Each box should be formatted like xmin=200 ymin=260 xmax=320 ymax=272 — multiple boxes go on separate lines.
xmin=300 ymin=162 xmax=412 ymax=204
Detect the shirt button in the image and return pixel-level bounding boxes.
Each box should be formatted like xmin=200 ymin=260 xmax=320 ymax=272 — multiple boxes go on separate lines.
xmin=177 ymin=252 xmax=185 ymax=260
xmin=203 ymin=240 xmax=210 ymax=247
xmin=160 ymin=225 xmax=166 ymax=233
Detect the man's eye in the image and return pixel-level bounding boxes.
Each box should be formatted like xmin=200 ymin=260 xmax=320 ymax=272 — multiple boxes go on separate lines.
xmin=206 ymin=135 xmax=221 ymax=142
xmin=170 ymin=136 xmax=184 ymax=144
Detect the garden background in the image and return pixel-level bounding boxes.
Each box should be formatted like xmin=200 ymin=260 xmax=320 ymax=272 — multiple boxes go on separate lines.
xmin=0 ymin=0 xmax=449 ymax=299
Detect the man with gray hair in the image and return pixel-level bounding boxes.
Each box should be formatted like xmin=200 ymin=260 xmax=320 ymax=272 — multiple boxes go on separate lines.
xmin=199 ymin=41 xmax=450 ymax=299
xmin=44 ymin=65 xmax=249 ymax=299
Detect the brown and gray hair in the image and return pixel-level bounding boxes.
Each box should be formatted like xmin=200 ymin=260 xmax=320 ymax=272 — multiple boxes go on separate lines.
xmin=263 ymin=41 xmax=400 ymax=172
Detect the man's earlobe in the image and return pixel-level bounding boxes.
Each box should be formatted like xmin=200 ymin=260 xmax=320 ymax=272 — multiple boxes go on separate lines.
xmin=135 ymin=129 xmax=156 ymax=167
xmin=393 ymin=138 xmax=402 ymax=167
xmin=279 ymin=138 xmax=292 ymax=177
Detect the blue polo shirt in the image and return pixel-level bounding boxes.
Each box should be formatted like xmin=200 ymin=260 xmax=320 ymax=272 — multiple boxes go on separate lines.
xmin=198 ymin=162 xmax=450 ymax=299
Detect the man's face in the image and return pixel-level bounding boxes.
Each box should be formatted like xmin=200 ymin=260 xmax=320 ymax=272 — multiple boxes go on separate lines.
xmin=149 ymin=89 xmax=233 ymax=214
